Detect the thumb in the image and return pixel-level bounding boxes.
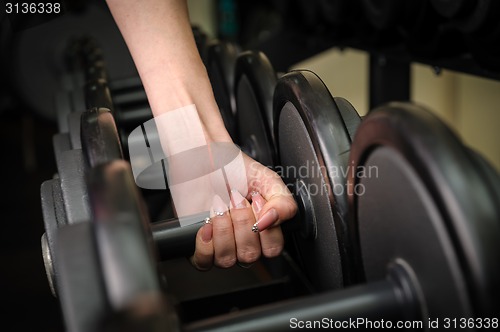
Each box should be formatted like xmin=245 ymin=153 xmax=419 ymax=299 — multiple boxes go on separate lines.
xmin=251 ymin=192 xmax=297 ymax=233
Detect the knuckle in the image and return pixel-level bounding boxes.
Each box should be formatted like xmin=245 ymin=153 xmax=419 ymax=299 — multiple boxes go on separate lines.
xmin=214 ymin=223 xmax=233 ymax=237
xmin=215 ymin=255 xmax=237 ymax=268
xmin=231 ymin=212 xmax=252 ymax=225
xmin=262 ymin=244 xmax=283 ymax=258
xmin=237 ymin=248 xmax=261 ymax=263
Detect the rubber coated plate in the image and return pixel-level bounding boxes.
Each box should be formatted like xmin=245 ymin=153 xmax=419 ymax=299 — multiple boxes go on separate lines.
xmin=56 ymin=222 xmax=107 ymax=332
xmin=81 ymin=107 xmax=123 ymax=167
xmin=55 ymin=149 xmax=91 ymax=225
xmin=88 ymin=160 xmax=162 ymax=311
xmin=349 ymin=102 xmax=500 ymax=317
xmin=274 ymin=70 xmax=361 ymax=290
xmin=235 ymin=51 xmax=276 ymax=166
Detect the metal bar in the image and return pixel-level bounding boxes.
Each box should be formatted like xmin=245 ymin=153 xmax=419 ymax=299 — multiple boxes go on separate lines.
xmin=369 ymin=54 xmax=410 ymax=110
xmin=184 ymin=279 xmax=418 ymax=332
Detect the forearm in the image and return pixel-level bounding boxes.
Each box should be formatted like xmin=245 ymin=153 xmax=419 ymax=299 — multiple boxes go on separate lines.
xmin=106 ymin=0 xmax=231 ymax=142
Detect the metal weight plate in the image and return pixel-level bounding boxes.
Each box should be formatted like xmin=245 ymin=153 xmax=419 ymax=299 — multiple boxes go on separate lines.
xmin=56 ymin=222 xmax=108 ymax=332
xmin=87 ymin=160 xmax=163 ymax=312
xmin=81 ymin=108 xmax=124 ymax=168
xmin=206 ymin=41 xmax=239 ymax=139
xmin=234 ymin=51 xmax=277 ymax=166
xmin=55 ymin=148 xmax=91 ymax=225
xmin=349 ymin=102 xmax=500 ymax=318
xmin=274 ymin=70 xmax=362 ymax=291
xmin=467 ymin=148 xmax=500 ymax=206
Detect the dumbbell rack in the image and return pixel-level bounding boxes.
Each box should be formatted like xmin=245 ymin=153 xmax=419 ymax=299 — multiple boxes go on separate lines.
xmin=41 ymin=22 xmax=500 ymax=332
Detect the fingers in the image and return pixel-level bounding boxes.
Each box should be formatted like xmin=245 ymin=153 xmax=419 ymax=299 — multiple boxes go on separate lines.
xmin=251 ymin=188 xmax=297 ymax=233
xmin=230 ymin=190 xmax=261 ymax=263
xmin=211 ymin=195 xmax=237 ymax=268
xmin=245 ymin=157 xmax=298 ymax=232
xmin=191 ymin=191 xmax=268 ymax=270
xmin=251 ymin=192 xmax=284 ymax=258
xmin=191 ymin=221 xmax=213 ymax=271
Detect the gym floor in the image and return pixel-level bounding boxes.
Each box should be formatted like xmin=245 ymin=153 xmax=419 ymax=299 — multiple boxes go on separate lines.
xmin=0 ymin=108 xmax=63 ymax=331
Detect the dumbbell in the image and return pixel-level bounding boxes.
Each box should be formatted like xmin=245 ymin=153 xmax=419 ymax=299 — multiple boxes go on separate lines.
xmin=45 ymin=68 xmax=362 ymax=303
xmin=57 ymin=98 xmax=499 ymax=331
xmin=347 ymin=101 xmax=500 ymax=320
xmin=98 ymin=70 xmax=363 ymax=291
xmin=234 ymin=51 xmax=277 ymax=167
xmin=206 ymin=40 xmax=239 ymax=140
xmin=170 ymin=102 xmax=500 ymax=328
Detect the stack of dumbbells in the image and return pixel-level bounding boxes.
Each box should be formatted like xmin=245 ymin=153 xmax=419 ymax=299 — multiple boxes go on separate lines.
xmin=41 ymin=27 xmax=500 ymax=331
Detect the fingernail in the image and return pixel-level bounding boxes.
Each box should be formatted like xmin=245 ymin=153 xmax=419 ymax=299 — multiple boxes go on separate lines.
xmin=253 ymin=208 xmax=278 ymax=233
xmin=231 ymin=190 xmax=246 ymax=209
xmin=212 ymin=194 xmax=228 ymax=217
xmin=201 ymin=223 xmax=213 ymax=243
xmin=251 ymin=192 xmax=265 ymax=215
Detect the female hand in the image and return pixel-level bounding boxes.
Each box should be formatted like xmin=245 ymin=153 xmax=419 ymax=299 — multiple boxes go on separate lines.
xmin=191 ymin=154 xmax=298 ymax=270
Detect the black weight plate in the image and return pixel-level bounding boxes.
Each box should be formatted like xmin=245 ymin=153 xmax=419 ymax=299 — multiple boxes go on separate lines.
xmin=349 ymin=102 xmax=500 ymax=318
xmin=466 ymin=149 xmax=500 ymax=218
xmin=234 ymin=51 xmax=277 ymax=166
xmin=206 ymin=41 xmax=239 ymax=139
xmin=333 ymin=97 xmax=361 ymax=141
xmin=55 ymin=149 xmax=91 ymax=225
xmin=274 ymin=70 xmax=361 ymax=291
xmin=87 ymin=160 xmax=162 ymax=311
xmin=81 ymin=108 xmax=124 ymax=167
xmin=56 ymin=222 xmax=108 ymax=332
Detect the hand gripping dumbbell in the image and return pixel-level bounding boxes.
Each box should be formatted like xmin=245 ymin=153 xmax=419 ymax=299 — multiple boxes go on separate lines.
xmin=171 ymin=93 xmax=500 ymax=331
xmin=46 ymin=69 xmax=362 ymax=329
xmin=56 ymin=83 xmax=499 ymax=331
xmin=46 ymin=69 xmax=363 ymax=287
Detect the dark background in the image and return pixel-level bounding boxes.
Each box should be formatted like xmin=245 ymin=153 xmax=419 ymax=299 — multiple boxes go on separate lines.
xmin=0 ymin=109 xmax=63 ymax=330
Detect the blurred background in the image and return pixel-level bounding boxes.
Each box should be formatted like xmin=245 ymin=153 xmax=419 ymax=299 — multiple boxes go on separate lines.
xmin=0 ymin=0 xmax=499 ymax=330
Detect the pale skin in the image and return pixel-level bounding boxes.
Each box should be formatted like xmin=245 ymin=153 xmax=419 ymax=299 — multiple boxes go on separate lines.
xmin=106 ymin=0 xmax=297 ymax=270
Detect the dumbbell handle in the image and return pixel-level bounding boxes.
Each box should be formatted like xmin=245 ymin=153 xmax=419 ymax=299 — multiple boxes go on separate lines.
xmin=186 ymin=273 xmax=419 ymax=331
xmin=151 ymin=212 xmax=302 ymax=261
xmin=151 ymin=218 xmax=203 ymax=260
